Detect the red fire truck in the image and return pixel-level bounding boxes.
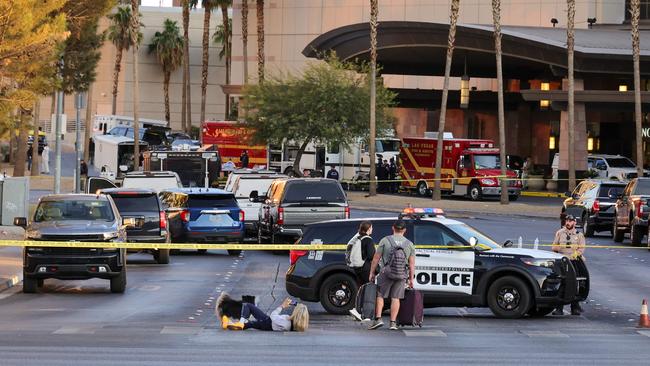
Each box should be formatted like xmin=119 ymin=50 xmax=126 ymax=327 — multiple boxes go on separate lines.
xmin=400 ymin=134 xmax=522 ymax=201
xmin=201 ymin=121 xmax=268 ymax=168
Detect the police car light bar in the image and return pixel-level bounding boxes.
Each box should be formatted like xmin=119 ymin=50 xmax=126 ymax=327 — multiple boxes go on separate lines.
xmin=401 ymin=207 xmax=444 ymax=218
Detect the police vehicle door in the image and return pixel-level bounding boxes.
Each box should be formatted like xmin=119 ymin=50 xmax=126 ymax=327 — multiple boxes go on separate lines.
xmin=412 ymin=222 xmax=474 ymax=295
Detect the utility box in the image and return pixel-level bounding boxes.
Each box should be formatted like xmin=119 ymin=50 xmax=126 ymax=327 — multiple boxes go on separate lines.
xmin=1 ymin=177 xmax=29 ymax=225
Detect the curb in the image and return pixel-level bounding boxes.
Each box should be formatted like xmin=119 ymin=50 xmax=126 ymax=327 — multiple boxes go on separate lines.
xmin=349 ymin=203 xmax=558 ymax=221
xmin=0 ymin=273 xmax=21 ymax=293
xmin=521 ymin=191 xmax=567 ymax=198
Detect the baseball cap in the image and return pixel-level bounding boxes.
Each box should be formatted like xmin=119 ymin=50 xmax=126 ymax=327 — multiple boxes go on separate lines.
xmin=565 ymin=214 xmax=576 ymax=221
xmin=393 ymin=220 xmax=406 ymax=230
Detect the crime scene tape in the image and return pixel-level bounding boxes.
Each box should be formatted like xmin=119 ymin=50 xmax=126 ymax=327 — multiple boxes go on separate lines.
xmin=0 ymin=240 xmax=647 ymax=251
xmin=340 ymin=176 xmax=577 ymax=184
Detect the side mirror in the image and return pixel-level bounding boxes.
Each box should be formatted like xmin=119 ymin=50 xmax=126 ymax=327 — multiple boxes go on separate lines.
xmin=564 ymin=191 xmax=572 ymax=198
xmin=503 ymin=240 xmax=513 ymax=248
xmin=249 ymin=190 xmax=259 ymax=202
xmin=122 ymin=217 xmax=137 ymax=228
xmin=119 ymin=165 xmax=128 ymax=172
xmin=13 ymin=217 xmax=27 ymax=228
xmin=469 ymin=237 xmax=478 ymax=248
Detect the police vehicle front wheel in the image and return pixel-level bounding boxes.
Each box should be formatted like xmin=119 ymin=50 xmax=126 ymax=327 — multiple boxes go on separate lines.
xmin=319 ymin=273 xmax=358 ymax=315
xmin=487 ymin=276 xmax=532 ymax=319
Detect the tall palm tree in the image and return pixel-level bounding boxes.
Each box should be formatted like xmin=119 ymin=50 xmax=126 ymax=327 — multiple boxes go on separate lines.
xmin=181 ymin=0 xmax=191 ymax=133
xmin=567 ymin=0 xmax=576 ymax=191
xmin=218 ymin=0 xmax=232 ymax=119
xmin=433 ymin=0 xmax=460 ymax=200
xmin=131 ymin=0 xmax=142 ymax=170
xmin=631 ymin=0 xmax=643 ymax=177
xmin=492 ymin=0 xmax=508 ymax=204
xmin=368 ymin=0 xmax=378 ymax=196
xmin=149 ymin=19 xmax=184 ymax=124
xmin=107 ymin=6 xmax=141 ymax=116
xmin=256 ymin=0 xmax=264 ymax=82
xmin=242 ymin=0 xmax=249 ymax=85
xmin=199 ymin=0 xmax=219 ymax=126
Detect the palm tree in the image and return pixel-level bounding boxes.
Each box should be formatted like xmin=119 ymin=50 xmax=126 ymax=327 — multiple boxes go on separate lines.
xmin=218 ymin=1 xmax=232 ymax=118
xmin=130 ymin=0 xmax=142 ymax=170
xmin=199 ymin=0 xmax=220 ymax=127
xmin=433 ymin=0 xmax=460 ymax=200
xmin=492 ymin=0 xmax=508 ymax=204
xmin=567 ymin=0 xmax=576 ymax=191
xmin=181 ymin=0 xmax=192 ymax=133
xmin=242 ymin=0 xmax=249 ymax=85
xmin=256 ymin=0 xmax=265 ymax=82
xmin=149 ymin=19 xmax=184 ymax=124
xmin=631 ymin=0 xmax=643 ymax=177
xmin=368 ymin=0 xmax=378 ymax=196
xmin=107 ymin=6 xmax=141 ymax=115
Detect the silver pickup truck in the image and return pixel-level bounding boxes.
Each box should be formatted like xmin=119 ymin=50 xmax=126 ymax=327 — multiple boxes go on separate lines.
xmin=229 ymin=173 xmax=286 ymax=238
xmin=257 ymin=178 xmax=349 ymax=244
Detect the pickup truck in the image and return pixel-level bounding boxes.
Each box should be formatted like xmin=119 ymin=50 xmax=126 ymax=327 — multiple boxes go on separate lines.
xmin=613 ymin=177 xmax=650 ymax=245
xmin=229 ymin=173 xmax=286 ymax=238
xmin=257 ymin=178 xmax=349 ymax=244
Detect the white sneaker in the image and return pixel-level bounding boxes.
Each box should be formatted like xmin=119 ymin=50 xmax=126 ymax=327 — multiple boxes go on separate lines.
xmin=349 ymin=308 xmax=363 ymax=321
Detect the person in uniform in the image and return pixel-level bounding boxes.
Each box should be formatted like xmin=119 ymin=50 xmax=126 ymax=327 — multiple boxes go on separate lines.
xmin=551 ymin=214 xmax=586 ymax=315
xmin=326 ymin=165 xmax=339 ymax=181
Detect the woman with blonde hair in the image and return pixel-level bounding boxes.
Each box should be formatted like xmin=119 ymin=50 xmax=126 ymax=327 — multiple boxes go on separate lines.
xmin=223 ymin=296 xmax=309 ymax=332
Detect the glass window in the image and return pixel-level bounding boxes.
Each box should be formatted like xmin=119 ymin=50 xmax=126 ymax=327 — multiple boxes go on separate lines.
xmin=34 ymin=200 xmax=115 ymax=222
xmin=446 ymin=223 xmax=500 ymax=250
xmin=282 ymin=181 xmax=346 ymax=203
xmin=110 ymin=194 xmax=159 ymax=213
xmin=188 ymin=194 xmax=237 ymax=208
xmin=599 ymin=184 xmax=624 ymax=198
xmin=625 ymin=1 xmax=650 ymax=21
xmin=473 ymin=155 xmax=501 ymax=169
xmin=605 ymin=157 xmax=635 ymax=168
xmin=193 ymin=212 xmax=236 ymax=227
xmin=461 ymin=155 xmax=471 ymax=169
xmin=414 ymin=223 xmax=464 ymax=248
xmin=634 ymin=179 xmax=650 ymax=195
xmin=270 ymin=181 xmax=285 ymax=204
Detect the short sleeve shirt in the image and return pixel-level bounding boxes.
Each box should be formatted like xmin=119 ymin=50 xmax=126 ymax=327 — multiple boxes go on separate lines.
xmin=376 ymin=234 xmax=415 ymax=268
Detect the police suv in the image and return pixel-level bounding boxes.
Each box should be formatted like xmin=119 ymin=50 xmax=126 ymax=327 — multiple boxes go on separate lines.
xmin=285 ymin=208 xmax=589 ymax=319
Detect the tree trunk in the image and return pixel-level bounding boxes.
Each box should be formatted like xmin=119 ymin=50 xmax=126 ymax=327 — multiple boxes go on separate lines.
xmin=31 ymin=100 xmax=41 ymax=177
xmin=84 ymin=83 xmax=94 ymax=164
xmin=292 ymin=139 xmax=311 ymax=177
xmin=182 ymin=0 xmax=192 ymax=132
xmin=132 ymin=0 xmax=140 ymax=170
xmin=256 ymin=0 xmax=265 ymax=82
xmin=200 ymin=8 xmax=211 ymax=126
xmin=222 ymin=5 xmax=231 ymax=119
xmin=567 ymin=0 xmax=576 ymax=191
xmin=368 ymin=0 xmax=378 ymax=196
xmin=632 ymin=0 xmax=643 ymax=176
xmin=492 ymin=0 xmax=508 ymax=205
xmin=164 ymin=71 xmax=171 ymax=124
xmin=242 ymin=0 xmax=249 ymax=85
xmin=433 ymin=0 xmax=460 ymax=201
xmin=14 ymin=110 xmax=29 ymax=177
xmin=112 ymin=47 xmax=123 ymax=115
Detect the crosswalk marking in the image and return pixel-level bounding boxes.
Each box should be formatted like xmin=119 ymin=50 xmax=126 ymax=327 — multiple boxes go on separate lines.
xmin=403 ymin=329 xmax=446 ymax=337
xmin=520 ymin=330 xmax=569 ymax=338
xmin=160 ymin=326 xmax=201 ymax=335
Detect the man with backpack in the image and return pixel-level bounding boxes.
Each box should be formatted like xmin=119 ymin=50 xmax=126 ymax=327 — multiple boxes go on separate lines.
xmin=368 ymin=220 xmax=415 ymax=330
xmin=345 ymin=221 xmax=375 ymax=321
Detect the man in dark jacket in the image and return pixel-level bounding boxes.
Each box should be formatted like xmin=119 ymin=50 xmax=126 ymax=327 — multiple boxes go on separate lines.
xmin=326 ymin=165 xmax=339 ymax=180
xmin=388 ymin=157 xmax=397 ymax=193
xmin=240 ymin=150 xmax=250 ymax=169
xmin=377 ymin=159 xmax=388 ymax=193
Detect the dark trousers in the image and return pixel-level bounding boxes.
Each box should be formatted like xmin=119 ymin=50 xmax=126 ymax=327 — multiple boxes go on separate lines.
xmin=354 ymin=264 xmax=371 ymax=287
xmin=241 ymin=303 xmax=273 ymax=331
xmin=557 ymin=258 xmax=586 ymax=312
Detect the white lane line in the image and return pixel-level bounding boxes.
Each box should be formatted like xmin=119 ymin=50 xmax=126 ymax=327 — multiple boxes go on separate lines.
xmin=403 ymin=330 xmax=446 ymax=337
xmin=637 ymin=330 xmax=650 ymax=337
xmin=161 ymin=326 xmax=201 ymax=335
xmin=53 ymin=327 xmax=96 ymax=335
xmin=520 ymin=330 xmax=569 ymax=338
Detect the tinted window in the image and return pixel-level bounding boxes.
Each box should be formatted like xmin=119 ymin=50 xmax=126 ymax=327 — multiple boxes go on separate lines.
xmin=301 ymin=223 xmax=357 ymax=244
xmin=283 ymin=181 xmax=345 ymax=203
xmin=188 ymin=194 xmax=237 ymax=208
xmin=414 ymin=223 xmax=464 ymax=248
xmin=634 ymin=179 xmax=650 ymax=195
xmin=473 ymin=155 xmax=500 ymax=169
xmin=446 ymin=223 xmax=499 ymax=250
xmin=34 ymin=200 xmax=115 ymax=222
xmin=110 ymin=194 xmax=159 ymax=213
xmin=598 ymin=184 xmax=625 ymax=198
xmin=606 ymin=157 xmax=635 ymax=168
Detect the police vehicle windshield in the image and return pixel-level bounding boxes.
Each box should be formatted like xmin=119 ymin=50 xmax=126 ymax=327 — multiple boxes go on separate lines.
xmin=446 ymin=223 xmax=500 ymax=250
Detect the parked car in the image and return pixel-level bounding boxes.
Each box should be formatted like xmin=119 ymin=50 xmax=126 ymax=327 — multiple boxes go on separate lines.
xmin=228 ymin=173 xmax=287 ymax=238
xmin=286 ymin=210 xmax=590 ymax=318
xmin=86 ymin=171 xmax=183 ymax=194
xmin=159 ymin=188 xmax=244 ymax=256
xmin=14 ymin=194 xmax=131 ymax=293
xmin=107 ymin=125 xmax=171 ymax=150
xmin=551 ymin=153 xmax=649 ymax=181
xmin=100 ymin=188 xmax=170 ymax=264
xmin=223 ymin=168 xmax=279 ymax=191
xmin=562 ymin=180 xmax=626 ymax=237
xmin=613 ymin=177 xmax=650 ymax=245
xmin=258 ymin=178 xmax=349 ymax=244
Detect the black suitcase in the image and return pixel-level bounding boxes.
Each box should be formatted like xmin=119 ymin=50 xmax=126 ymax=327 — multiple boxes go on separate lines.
xmin=356 ymin=283 xmax=377 ymax=320
xmin=397 ymin=288 xmax=424 ymax=327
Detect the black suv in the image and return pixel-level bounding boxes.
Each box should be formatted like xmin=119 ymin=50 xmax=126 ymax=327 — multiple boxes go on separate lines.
xmin=14 ymin=194 xmax=130 ymax=293
xmin=613 ymin=178 xmax=650 ymax=245
xmin=286 ymin=213 xmax=589 ymax=319
xmin=562 ymin=179 xmax=626 ymax=237
xmin=100 ymin=188 xmax=171 ymax=264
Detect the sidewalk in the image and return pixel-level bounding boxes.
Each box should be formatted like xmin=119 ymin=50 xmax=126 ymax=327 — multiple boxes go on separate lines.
xmin=346 ymin=191 xmax=561 ymax=219
xmin=0 ymin=226 xmax=23 ymax=292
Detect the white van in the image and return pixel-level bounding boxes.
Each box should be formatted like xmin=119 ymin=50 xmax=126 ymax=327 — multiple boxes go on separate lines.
xmin=551 ymin=153 xmax=649 ymax=181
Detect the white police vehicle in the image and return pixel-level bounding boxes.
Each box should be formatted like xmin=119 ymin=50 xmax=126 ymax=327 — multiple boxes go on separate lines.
xmin=286 ymin=208 xmax=589 ymax=318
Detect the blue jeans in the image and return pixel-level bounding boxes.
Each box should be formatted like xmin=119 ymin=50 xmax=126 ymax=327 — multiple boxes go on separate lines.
xmin=241 ymin=303 xmax=273 ymax=331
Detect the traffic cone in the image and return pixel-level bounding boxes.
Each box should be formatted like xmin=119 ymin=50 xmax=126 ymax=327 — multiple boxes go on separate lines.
xmin=639 ymin=299 xmax=650 ymax=328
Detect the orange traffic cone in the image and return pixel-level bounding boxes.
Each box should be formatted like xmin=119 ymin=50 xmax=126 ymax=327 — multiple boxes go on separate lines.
xmin=639 ymin=299 xmax=650 ymax=328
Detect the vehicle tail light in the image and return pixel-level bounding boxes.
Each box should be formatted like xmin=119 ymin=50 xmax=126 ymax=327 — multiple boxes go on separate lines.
xmin=159 ymin=211 xmax=167 ymax=229
xmin=637 ymin=200 xmax=647 ymax=218
xmin=180 ymin=209 xmax=190 ymax=223
xmin=278 ymin=207 xmax=284 ymax=225
xmin=239 ymin=210 xmax=245 ymax=222
xmin=289 ymin=250 xmax=308 ymax=265
xmin=345 ymin=206 xmax=350 ymax=219
xmin=592 ymin=199 xmax=600 ymax=214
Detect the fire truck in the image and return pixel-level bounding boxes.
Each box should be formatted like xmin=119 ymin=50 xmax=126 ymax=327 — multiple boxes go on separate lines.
xmin=400 ymin=133 xmax=522 ymax=201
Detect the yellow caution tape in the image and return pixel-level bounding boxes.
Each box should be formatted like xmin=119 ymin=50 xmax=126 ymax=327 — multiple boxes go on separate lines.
xmin=0 ymin=240 xmax=646 ymax=251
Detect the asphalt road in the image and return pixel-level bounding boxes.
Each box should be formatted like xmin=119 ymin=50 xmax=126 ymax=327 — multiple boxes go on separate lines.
xmin=0 ymin=210 xmax=649 ymax=365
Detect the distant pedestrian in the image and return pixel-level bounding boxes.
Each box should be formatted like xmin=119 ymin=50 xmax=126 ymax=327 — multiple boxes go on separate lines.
xmin=368 ymin=220 xmax=415 ymax=330
xmin=377 ymin=160 xmax=388 ymax=193
xmin=346 ymin=221 xmax=376 ymax=321
xmin=40 ymin=145 xmax=50 ymax=174
xmin=522 ymin=156 xmax=532 ymax=190
xmin=326 ymin=165 xmax=339 ymax=181
xmin=388 ymin=158 xmax=397 ymax=193
xmin=27 ymin=145 xmax=33 ymax=171
xmin=80 ymin=159 xmax=88 ymax=177
xmin=240 ymin=150 xmax=250 ymax=169
xmin=551 ymin=214 xmax=586 ymax=316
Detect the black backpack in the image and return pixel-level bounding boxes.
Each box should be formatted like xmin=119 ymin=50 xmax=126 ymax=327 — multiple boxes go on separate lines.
xmin=384 ymin=237 xmax=407 ymax=280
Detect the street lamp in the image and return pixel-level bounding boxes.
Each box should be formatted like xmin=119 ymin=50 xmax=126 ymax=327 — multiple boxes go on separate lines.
xmin=549 ymin=135 xmax=557 ymax=150
xmin=540 ymin=81 xmax=550 ymax=110
xmin=460 ymin=74 xmax=470 ymax=109
xmin=619 ymin=84 xmax=628 ymax=92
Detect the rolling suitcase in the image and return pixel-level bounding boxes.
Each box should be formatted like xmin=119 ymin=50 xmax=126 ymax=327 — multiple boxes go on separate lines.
xmin=397 ymin=288 xmax=424 ymax=327
xmin=356 ymin=283 xmax=377 ymax=320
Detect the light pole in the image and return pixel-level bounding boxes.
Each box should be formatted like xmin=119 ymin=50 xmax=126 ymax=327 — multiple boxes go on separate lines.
xmin=54 ymin=89 xmax=63 ymax=194
xmin=74 ymin=92 xmax=85 ymax=193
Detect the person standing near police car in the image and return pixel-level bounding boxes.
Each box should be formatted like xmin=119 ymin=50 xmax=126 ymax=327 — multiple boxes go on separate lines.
xmin=551 ymin=214 xmax=586 ymax=315
xmin=346 ymin=221 xmax=376 ymax=321
xmin=368 ymin=220 xmax=415 ymax=330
